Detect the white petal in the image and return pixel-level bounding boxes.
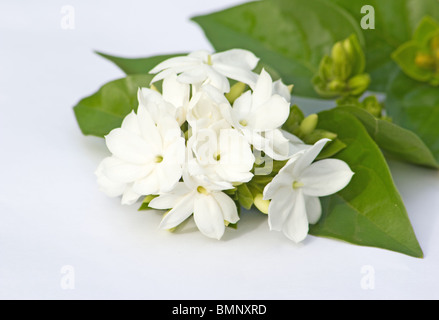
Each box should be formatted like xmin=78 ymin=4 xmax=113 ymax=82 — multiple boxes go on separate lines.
xmin=105 ymin=128 xmax=153 ymax=164
xmin=212 ymin=192 xmax=240 ymax=224
xmin=272 ymin=79 xmax=292 ymax=102
xmin=149 ymin=55 xmax=200 ymax=74
xmin=300 ymin=159 xmax=354 ymax=197
xmin=95 ymin=159 xmax=126 ymax=197
xmin=248 ymin=95 xmax=290 ymax=131
xmin=252 ymin=69 xmax=273 ymax=107
xmin=149 ymin=183 xmax=192 ymax=209
xmin=205 ymin=68 xmax=230 ymax=93
xmin=103 ymin=157 xmax=153 ymax=183
xmin=211 ymin=49 xmax=259 ymax=71
xmin=292 ymin=139 xmax=331 ymax=177
xmin=136 ymin=104 xmax=163 ymax=149
xmin=282 ymin=190 xmax=309 ymax=243
xmin=267 ymin=187 xmax=296 ymax=231
xmin=121 ymin=185 xmax=142 ymax=205
xmin=218 ymin=129 xmax=254 ymax=168
xmin=159 ymin=192 xmax=196 ymax=230
xmin=193 ymin=194 xmax=226 ymax=240
xmin=162 ymin=73 xmax=190 ymax=110
xmin=304 ymin=195 xmax=322 ymax=225
xmin=131 ymin=171 xmax=160 ymax=195
xmin=231 ymin=90 xmax=253 ymax=123
xmin=213 ymin=63 xmax=258 ymax=89
xmin=263 ymin=171 xmax=293 ymax=200
xmin=177 ymin=67 xmax=208 ymax=85
xmin=121 ymin=111 xmax=141 ymax=135
xmin=155 ymin=162 xmax=183 ymax=193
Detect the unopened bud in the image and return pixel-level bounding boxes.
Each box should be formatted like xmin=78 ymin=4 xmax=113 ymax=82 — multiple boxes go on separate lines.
xmin=226 ymin=82 xmax=246 ymax=104
xmin=299 ymin=114 xmax=318 ymax=136
xmin=342 ymin=37 xmax=355 ymax=62
xmin=332 ymin=42 xmax=346 ymax=65
xmin=415 ymin=52 xmax=435 ymax=70
xmin=318 ymin=56 xmax=333 ymax=81
xmin=328 ymin=79 xmax=346 ymax=92
xmin=347 ymin=74 xmax=371 ymax=96
xmin=362 ymin=96 xmax=383 ymax=118
xmin=254 ymin=194 xmax=269 ymax=214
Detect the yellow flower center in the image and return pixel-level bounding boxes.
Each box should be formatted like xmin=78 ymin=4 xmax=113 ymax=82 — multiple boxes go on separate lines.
xmin=197 ymin=186 xmax=209 ymax=195
xmin=154 ymin=155 xmax=163 ymax=163
xmin=292 ymin=181 xmax=304 ymax=189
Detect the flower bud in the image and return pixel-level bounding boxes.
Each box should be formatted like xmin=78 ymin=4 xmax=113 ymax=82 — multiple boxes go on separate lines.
xmin=347 ymin=74 xmax=371 ymax=96
xmin=328 ymin=79 xmax=346 ymax=92
xmin=332 ymin=42 xmax=352 ymax=80
xmin=254 ymin=194 xmax=269 ymax=214
xmin=299 ymin=114 xmax=318 ymax=136
xmin=342 ymin=37 xmax=355 ymax=62
xmin=226 ymin=82 xmax=247 ymax=104
xmin=362 ymin=96 xmax=383 ymax=118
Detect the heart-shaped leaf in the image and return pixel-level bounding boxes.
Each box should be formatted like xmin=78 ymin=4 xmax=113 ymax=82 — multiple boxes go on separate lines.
xmin=309 ymin=108 xmax=423 ymax=258
xmin=73 ymin=75 xmax=153 ymax=137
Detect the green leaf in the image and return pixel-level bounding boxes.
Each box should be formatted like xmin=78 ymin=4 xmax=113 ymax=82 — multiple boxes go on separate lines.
xmin=315 ymin=139 xmax=347 ymax=160
xmin=73 ymin=75 xmax=153 ymax=137
xmin=309 ymin=108 xmax=423 ymax=258
xmin=95 ymin=51 xmax=185 ymax=75
xmin=192 ymin=0 xmax=364 ymax=97
xmin=386 ymin=70 xmax=439 ymax=164
xmin=337 ymin=106 xmax=439 ymax=168
xmin=237 ymin=184 xmax=254 ymax=210
xmin=331 ymin=0 xmax=439 ymax=92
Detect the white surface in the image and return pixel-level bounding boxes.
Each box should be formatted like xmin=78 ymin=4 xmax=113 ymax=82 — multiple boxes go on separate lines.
xmin=1 ymin=0 xmax=439 ymax=300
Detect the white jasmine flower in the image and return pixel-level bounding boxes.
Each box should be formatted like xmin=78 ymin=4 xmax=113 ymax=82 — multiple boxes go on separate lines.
xmin=263 ymin=139 xmax=354 ymax=243
xmin=222 ymin=69 xmax=292 ymax=160
xmin=95 ymin=159 xmax=142 ymax=205
xmin=187 ymin=122 xmax=255 ymax=186
xmin=138 ymin=73 xmax=190 ymax=126
xmin=97 ymin=105 xmax=185 ymax=201
xmin=149 ymin=171 xmax=239 ymax=240
xmin=186 ymin=84 xmax=230 ymax=132
xmin=149 ymin=49 xmax=259 ymax=93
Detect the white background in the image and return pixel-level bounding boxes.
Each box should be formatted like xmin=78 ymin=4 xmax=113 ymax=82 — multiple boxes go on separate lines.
xmin=1 ymin=0 xmax=439 ymax=300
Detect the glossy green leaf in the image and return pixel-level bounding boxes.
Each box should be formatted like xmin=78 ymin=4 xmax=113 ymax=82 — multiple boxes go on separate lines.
xmin=331 ymin=0 xmax=439 ymax=92
xmin=309 ymin=108 xmax=423 ymax=258
xmin=95 ymin=51 xmax=185 ymax=75
xmin=386 ymin=70 xmax=439 ymax=164
xmin=73 ymin=75 xmax=153 ymax=137
xmin=237 ymin=184 xmax=254 ymax=210
xmin=337 ymin=106 xmax=439 ymax=168
xmin=192 ymin=0 xmax=364 ymax=97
